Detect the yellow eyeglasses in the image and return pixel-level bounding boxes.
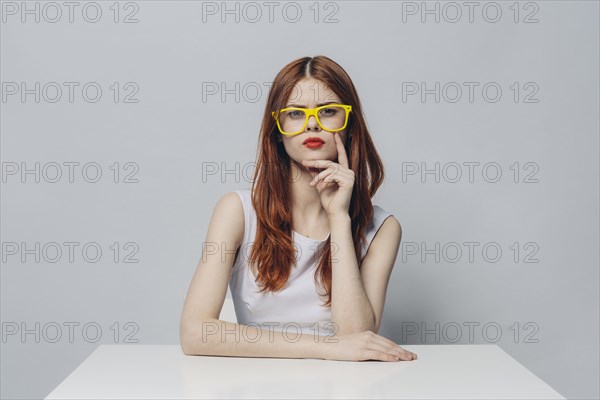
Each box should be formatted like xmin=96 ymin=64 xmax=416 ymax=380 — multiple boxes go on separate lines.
xmin=271 ymin=104 xmax=352 ymax=136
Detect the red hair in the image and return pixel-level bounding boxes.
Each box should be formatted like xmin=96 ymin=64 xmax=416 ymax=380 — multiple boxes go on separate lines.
xmin=248 ymin=55 xmax=385 ymax=307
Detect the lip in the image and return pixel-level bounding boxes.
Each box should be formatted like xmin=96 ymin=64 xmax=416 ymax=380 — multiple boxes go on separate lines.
xmin=303 ymin=137 xmax=325 ymax=145
xmin=304 ymin=141 xmax=324 ymax=149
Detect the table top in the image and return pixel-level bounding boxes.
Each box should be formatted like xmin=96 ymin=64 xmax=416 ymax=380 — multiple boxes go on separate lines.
xmin=45 ymin=344 xmax=565 ymax=399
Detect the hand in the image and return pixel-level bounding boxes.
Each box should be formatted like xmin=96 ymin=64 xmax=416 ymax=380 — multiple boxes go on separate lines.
xmin=301 ymin=133 xmax=355 ymax=217
xmin=321 ymin=330 xmax=418 ymax=362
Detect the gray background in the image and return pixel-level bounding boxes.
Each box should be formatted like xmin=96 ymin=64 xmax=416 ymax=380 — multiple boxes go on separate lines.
xmin=1 ymin=1 xmax=598 ymax=399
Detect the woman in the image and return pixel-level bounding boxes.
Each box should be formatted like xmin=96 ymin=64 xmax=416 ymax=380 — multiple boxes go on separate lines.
xmin=180 ymin=55 xmax=417 ymax=362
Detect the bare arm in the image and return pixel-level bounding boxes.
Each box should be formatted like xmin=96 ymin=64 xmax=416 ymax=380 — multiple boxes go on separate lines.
xmin=179 ymin=191 xmax=329 ymax=359
xmin=329 ymin=212 xmax=376 ymax=334
xmin=329 ymin=212 xmax=402 ymax=335
xmin=182 ymin=317 xmax=330 ymax=359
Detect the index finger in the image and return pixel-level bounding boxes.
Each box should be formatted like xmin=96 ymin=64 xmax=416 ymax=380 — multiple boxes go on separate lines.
xmin=334 ymin=132 xmax=349 ymax=169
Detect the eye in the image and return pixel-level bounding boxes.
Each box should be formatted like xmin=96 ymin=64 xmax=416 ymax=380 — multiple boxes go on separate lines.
xmin=283 ymin=110 xmax=304 ymax=119
xmin=319 ymin=107 xmax=338 ymax=117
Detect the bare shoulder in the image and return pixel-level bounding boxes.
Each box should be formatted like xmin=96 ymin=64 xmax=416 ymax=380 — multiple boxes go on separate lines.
xmin=382 ymin=215 xmax=402 ymax=237
xmin=372 ymin=215 xmax=402 ymax=248
xmin=207 ymin=191 xmax=245 ymax=249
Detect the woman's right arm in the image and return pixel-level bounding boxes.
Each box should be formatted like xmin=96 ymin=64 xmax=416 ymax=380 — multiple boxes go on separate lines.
xmin=179 ymin=192 xmax=415 ymax=362
xmin=179 ymin=191 xmax=325 ymax=359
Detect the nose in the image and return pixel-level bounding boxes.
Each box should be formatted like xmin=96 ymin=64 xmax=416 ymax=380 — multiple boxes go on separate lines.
xmin=306 ymin=115 xmax=320 ymax=131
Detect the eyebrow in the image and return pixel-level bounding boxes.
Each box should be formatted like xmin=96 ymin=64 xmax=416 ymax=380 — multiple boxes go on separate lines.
xmin=284 ymin=101 xmax=340 ymax=108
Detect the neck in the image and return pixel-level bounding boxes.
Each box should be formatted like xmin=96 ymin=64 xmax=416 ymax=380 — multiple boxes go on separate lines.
xmin=290 ymin=160 xmax=327 ymax=224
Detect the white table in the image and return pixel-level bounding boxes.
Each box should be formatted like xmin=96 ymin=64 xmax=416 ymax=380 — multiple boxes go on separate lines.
xmin=45 ymin=344 xmax=565 ymax=399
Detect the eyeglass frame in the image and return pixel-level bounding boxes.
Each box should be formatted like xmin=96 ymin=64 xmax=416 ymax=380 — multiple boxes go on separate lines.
xmin=271 ymin=103 xmax=353 ymax=136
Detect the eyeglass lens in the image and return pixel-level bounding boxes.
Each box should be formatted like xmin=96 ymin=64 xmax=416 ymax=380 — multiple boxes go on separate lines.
xmin=279 ymin=106 xmax=347 ymax=134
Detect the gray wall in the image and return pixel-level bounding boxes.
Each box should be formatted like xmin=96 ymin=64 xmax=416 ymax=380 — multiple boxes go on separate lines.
xmin=1 ymin=1 xmax=598 ymax=399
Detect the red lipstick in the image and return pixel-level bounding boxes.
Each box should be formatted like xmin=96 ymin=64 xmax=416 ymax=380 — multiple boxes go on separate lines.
xmin=303 ymin=137 xmax=325 ymax=149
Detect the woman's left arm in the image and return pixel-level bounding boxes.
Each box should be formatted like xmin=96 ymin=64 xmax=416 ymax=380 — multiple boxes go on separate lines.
xmin=328 ymin=211 xmax=402 ymax=335
xmin=304 ymin=133 xmax=402 ymax=336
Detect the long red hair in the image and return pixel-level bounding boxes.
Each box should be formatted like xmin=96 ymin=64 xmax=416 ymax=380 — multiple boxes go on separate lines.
xmin=248 ymin=55 xmax=385 ymax=307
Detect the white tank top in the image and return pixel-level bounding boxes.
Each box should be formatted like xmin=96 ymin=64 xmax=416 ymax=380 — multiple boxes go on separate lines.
xmin=228 ymin=188 xmax=393 ymax=337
